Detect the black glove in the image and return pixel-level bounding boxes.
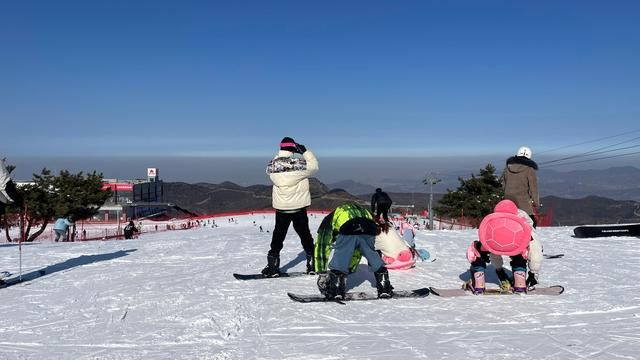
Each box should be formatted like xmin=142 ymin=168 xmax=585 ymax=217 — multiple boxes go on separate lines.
xmin=296 ymin=143 xmax=307 ymax=154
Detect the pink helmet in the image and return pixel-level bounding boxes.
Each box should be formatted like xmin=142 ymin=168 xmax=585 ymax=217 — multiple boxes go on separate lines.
xmin=478 ymin=201 xmax=531 ymax=256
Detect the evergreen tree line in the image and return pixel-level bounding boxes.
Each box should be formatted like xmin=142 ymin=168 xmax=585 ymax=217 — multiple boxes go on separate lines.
xmin=1 ymin=168 xmax=110 ymax=242
xmin=429 ymin=164 xmax=504 ymax=227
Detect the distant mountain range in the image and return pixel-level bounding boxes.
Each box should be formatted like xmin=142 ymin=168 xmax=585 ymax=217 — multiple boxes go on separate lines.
xmin=163 ymin=174 xmax=640 ymax=226
xmin=328 ymin=166 xmax=640 ymax=201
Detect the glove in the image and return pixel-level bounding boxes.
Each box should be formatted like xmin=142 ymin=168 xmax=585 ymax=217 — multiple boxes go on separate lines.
xmin=296 ymin=143 xmax=307 ymax=154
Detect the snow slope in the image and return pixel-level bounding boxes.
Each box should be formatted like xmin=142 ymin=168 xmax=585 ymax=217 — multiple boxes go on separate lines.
xmin=1 ymin=214 xmax=639 ymax=359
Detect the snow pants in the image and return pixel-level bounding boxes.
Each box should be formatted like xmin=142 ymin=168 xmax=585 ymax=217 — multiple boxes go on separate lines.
xmin=490 ymin=230 xmax=543 ymax=275
xmin=328 ymin=234 xmax=384 ymax=274
xmin=268 ymin=209 xmax=314 ymax=257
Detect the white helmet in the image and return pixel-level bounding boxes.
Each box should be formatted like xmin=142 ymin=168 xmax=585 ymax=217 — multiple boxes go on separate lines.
xmin=516 ymin=146 xmax=532 ymax=159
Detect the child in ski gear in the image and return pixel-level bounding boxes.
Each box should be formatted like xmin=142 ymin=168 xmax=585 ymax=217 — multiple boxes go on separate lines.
xmin=371 ymin=188 xmax=392 ymax=222
xmin=314 ymin=203 xmax=393 ymax=299
xmin=123 ymin=220 xmax=138 ymax=239
xmin=53 ymin=217 xmax=74 ymax=242
xmin=262 ymin=137 xmax=319 ymax=277
xmin=375 ymin=220 xmax=415 ymax=270
xmin=466 ymin=200 xmax=533 ymax=294
xmin=489 ymin=209 xmax=543 ymax=290
xmin=501 ymin=146 xmax=540 ymax=227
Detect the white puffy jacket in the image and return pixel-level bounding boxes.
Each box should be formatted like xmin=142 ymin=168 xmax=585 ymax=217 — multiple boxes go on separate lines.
xmin=269 ymin=149 xmax=319 ymax=211
xmin=0 ymin=159 xmax=14 ymax=204
xmin=375 ymin=227 xmax=410 ymax=258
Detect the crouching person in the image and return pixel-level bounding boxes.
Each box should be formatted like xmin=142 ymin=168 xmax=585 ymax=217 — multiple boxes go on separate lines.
xmin=314 ymin=203 xmax=393 ymax=300
xmin=466 ymin=200 xmax=535 ymax=294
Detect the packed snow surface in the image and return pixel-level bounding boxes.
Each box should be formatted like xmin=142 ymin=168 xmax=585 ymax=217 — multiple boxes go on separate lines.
xmin=1 ymin=214 xmax=639 ymax=359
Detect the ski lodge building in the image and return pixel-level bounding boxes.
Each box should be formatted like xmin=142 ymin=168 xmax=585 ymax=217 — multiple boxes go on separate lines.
xmin=98 ymin=167 xmax=171 ymax=221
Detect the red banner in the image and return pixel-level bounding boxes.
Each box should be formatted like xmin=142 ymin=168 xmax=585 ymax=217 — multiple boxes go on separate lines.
xmin=102 ymin=183 xmax=133 ymax=192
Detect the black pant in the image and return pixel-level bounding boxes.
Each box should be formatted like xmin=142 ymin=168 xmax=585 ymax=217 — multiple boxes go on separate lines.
xmin=269 ymin=209 xmax=314 ymax=257
xmin=376 ymin=204 xmax=391 ymax=222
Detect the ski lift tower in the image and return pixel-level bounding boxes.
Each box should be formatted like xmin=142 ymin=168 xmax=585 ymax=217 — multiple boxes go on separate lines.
xmin=424 ymin=174 xmax=441 ymax=230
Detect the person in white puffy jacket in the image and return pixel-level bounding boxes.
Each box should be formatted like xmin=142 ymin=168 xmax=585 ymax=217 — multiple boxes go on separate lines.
xmin=261 ymin=137 xmax=319 ymax=277
xmin=375 ymin=221 xmax=415 ymax=270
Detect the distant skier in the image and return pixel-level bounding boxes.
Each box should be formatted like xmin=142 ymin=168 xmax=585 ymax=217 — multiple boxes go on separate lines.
xmin=123 ymin=220 xmax=138 ymax=239
xmin=314 ymin=203 xmax=393 ymax=299
xmin=53 ymin=217 xmax=74 ymax=242
xmin=261 ymin=137 xmax=319 ymax=277
xmin=371 ymin=188 xmax=393 ymax=223
xmin=466 ymin=200 xmax=539 ymax=294
xmin=501 ymin=146 xmax=539 ymax=227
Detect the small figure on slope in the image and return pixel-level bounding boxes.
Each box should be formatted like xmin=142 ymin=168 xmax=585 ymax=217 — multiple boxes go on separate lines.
xmin=371 ymin=188 xmax=393 ymax=223
xmin=53 ymin=216 xmax=74 ymax=242
xmin=314 ymin=203 xmax=393 ymax=300
xmin=123 ymin=220 xmax=139 ymax=239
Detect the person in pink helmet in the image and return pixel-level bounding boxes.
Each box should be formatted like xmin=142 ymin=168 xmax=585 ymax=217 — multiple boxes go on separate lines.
xmin=465 ymin=200 xmax=534 ymax=294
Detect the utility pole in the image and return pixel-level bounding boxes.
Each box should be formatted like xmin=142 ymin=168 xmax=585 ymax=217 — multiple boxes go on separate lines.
xmin=424 ymin=174 xmax=441 ymax=230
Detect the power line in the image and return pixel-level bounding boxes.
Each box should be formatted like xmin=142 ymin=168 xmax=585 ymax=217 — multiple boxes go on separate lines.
xmin=541 ymin=150 xmax=640 ymax=168
xmin=539 ymin=141 xmax=640 ymax=166
xmin=536 ymin=129 xmax=640 ymax=155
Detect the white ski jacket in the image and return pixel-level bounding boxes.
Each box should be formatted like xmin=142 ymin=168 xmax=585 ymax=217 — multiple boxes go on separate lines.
xmin=268 ymin=149 xmax=319 ymax=211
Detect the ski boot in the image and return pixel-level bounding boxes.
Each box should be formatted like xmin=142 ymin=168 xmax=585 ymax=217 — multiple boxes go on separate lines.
xmin=327 ymin=269 xmax=347 ymax=300
xmin=512 ymin=268 xmax=527 ymax=293
xmin=526 ymin=271 xmax=538 ymax=291
xmin=260 ymin=255 xmax=280 ymax=277
xmin=317 ymin=273 xmax=330 ymax=298
xmin=495 ymin=267 xmax=513 ymax=292
xmin=469 ymin=267 xmax=486 ymax=295
xmin=374 ymin=267 xmax=394 ymax=298
xmin=306 ymin=253 xmax=316 ymax=275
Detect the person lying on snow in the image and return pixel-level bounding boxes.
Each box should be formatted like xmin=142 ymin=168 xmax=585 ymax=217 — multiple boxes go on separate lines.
xmin=374 ymin=220 xmax=416 ymax=270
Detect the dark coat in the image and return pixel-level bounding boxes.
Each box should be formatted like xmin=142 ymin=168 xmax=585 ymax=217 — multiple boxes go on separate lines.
xmin=371 ymin=190 xmax=392 ymax=212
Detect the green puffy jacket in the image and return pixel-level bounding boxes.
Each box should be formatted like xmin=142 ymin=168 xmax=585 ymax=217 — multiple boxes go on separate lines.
xmin=314 ymin=203 xmax=375 ymax=273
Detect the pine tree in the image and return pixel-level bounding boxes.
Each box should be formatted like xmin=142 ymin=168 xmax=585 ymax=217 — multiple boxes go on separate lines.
xmin=2 ymin=169 xmax=111 ymax=242
xmin=433 ymin=164 xmax=503 ymax=227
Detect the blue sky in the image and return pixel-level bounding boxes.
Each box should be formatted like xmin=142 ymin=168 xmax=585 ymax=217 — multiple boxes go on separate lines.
xmin=2 ymin=1 xmax=640 ymax=171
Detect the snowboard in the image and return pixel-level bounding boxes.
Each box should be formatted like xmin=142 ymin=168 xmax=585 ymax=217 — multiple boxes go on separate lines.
xmin=429 ymin=285 xmax=564 ymax=297
xmin=233 ymin=271 xmax=310 ymax=280
xmin=573 ymin=223 xmax=640 ymax=238
xmin=288 ymin=287 xmax=430 ymax=303
xmin=544 ymin=253 xmax=564 ymax=259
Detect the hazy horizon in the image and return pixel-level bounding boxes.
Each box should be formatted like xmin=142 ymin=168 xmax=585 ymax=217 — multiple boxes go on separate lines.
xmin=8 ymin=154 xmax=640 ymax=193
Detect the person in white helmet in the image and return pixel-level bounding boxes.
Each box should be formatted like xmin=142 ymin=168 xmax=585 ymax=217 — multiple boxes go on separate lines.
xmin=498 ymin=146 xmax=541 ymax=289
xmin=500 ymin=146 xmax=539 ymax=226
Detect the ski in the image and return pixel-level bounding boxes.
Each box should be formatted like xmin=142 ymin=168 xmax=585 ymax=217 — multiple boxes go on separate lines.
xmin=288 ymin=287 xmax=430 ymax=303
xmin=233 ymin=271 xmax=310 ymax=280
xmin=429 ymin=285 xmax=564 ymax=297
